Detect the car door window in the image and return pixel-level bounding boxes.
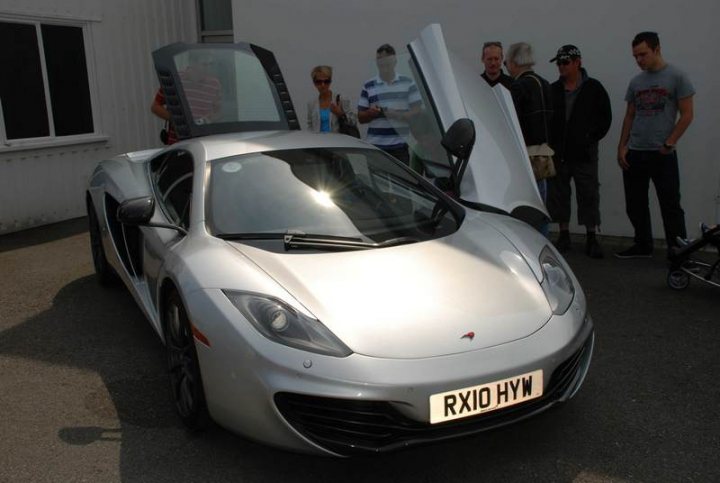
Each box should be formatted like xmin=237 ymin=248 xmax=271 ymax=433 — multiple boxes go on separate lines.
xmin=150 ymin=150 xmax=194 ymax=228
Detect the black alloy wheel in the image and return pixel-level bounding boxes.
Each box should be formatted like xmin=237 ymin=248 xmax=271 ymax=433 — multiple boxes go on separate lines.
xmin=87 ymin=198 xmax=117 ymax=285
xmin=164 ymin=290 xmax=209 ymax=430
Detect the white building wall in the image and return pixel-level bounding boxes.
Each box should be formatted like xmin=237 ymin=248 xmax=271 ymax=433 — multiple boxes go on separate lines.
xmin=0 ymin=0 xmax=197 ymax=234
xmin=233 ymin=0 xmax=720 ymax=239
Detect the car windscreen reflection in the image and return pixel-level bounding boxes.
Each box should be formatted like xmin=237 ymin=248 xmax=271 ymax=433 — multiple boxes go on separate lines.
xmin=206 ymin=147 xmax=463 ymax=247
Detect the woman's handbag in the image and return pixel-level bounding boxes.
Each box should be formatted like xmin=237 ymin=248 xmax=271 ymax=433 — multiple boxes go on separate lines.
xmin=335 ymin=94 xmax=360 ymax=138
xmin=338 ymin=115 xmax=360 ymax=138
xmin=528 ymin=75 xmax=555 ymax=180
xmin=528 ymin=145 xmax=556 ymax=180
xmin=160 ymin=120 xmax=170 ymax=145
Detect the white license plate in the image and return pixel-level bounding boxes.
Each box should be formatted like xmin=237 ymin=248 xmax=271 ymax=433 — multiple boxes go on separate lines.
xmin=429 ymin=370 xmax=543 ymax=424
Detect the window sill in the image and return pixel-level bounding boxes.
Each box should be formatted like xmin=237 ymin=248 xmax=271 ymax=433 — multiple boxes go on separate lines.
xmin=0 ymin=134 xmax=110 ymax=154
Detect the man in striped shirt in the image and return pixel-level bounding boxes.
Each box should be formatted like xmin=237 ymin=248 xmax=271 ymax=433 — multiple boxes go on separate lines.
xmin=358 ymin=44 xmax=422 ymax=165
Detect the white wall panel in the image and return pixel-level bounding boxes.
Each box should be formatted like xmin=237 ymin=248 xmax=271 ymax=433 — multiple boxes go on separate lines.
xmin=0 ymin=0 xmax=197 ymax=234
xmin=233 ymin=0 xmax=720 ymax=239
xmin=3 ymin=0 xmax=718 ymax=238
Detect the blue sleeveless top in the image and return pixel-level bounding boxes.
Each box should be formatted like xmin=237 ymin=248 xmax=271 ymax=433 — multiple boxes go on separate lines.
xmin=319 ymin=108 xmax=331 ymax=132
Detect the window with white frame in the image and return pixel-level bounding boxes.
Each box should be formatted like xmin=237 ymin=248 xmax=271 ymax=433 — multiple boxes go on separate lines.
xmin=197 ymin=0 xmax=233 ymax=43
xmin=0 ymin=18 xmax=96 ymax=144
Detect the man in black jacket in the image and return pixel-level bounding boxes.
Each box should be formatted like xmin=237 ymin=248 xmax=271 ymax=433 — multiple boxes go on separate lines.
xmin=547 ymin=45 xmax=611 ymax=258
xmin=481 ymin=41 xmax=513 ymax=90
xmin=506 ymin=42 xmax=554 ymax=237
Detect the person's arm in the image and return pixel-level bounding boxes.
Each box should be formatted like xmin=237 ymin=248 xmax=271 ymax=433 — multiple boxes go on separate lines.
xmin=592 ymin=82 xmax=612 ymax=142
xmin=617 ymin=101 xmax=636 ymax=170
xmin=358 ymin=106 xmax=382 ymax=124
xmin=357 ymin=87 xmax=381 ymax=124
xmin=151 ymin=99 xmax=171 ymax=121
xmin=662 ymin=96 xmax=694 ymax=154
xmin=330 ymin=95 xmax=345 ymax=118
xmin=384 ymin=102 xmax=422 ymax=123
xmin=385 ymin=84 xmax=423 ymax=122
xmin=339 ymin=97 xmax=357 ymax=125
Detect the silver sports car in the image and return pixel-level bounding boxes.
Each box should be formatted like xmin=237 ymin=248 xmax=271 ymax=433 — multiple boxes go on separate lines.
xmin=86 ymin=25 xmax=593 ymax=455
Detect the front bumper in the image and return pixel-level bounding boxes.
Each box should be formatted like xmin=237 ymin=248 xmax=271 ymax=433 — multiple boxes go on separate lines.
xmin=185 ymin=288 xmax=594 ymax=456
xmin=275 ymin=331 xmax=592 ymax=454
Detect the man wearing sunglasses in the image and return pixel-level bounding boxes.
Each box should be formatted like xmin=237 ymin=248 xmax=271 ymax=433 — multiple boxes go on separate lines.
xmin=547 ymin=45 xmax=612 ymax=258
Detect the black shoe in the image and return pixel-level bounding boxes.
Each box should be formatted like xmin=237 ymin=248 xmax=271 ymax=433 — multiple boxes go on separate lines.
xmin=614 ymin=245 xmax=652 ymax=259
xmin=555 ymin=231 xmax=571 ymax=252
xmin=586 ymin=237 xmax=604 ymax=259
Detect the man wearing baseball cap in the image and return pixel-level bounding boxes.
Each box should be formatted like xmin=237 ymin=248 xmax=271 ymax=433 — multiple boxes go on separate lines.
xmin=547 ymin=45 xmax=612 ymax=258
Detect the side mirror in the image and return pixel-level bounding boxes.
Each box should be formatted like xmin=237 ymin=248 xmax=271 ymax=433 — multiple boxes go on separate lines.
xmin=441 ymin=118 xmax=476 ymax=198
xmin=441 ymin=118 xmax=475 ymax=161
xmin=116 ymin=196 xmax=188 ymax=235
xmin=117 ymin=196 xmax=155 ymax=225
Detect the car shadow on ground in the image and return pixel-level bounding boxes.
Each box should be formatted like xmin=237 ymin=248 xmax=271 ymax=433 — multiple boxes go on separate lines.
xmin=0 ymin=269 xmax=600 ymax=482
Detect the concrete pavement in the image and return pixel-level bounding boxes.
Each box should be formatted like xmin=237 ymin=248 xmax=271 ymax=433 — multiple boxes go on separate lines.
xmin=1 ymin=218 xmax=718 ymax=482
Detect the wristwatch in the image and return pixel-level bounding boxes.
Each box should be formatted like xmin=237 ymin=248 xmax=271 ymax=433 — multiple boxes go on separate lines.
xmin=663 ymin=142 xmax=675 ymax=150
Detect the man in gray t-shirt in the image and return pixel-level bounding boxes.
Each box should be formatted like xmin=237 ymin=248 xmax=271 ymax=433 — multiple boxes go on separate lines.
xmin=615 ymin=31 xmax=695 ymax=259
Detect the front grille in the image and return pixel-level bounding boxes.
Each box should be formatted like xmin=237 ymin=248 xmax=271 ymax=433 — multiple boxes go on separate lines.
xmin=275 ymin=334 xmax=592 ymax=455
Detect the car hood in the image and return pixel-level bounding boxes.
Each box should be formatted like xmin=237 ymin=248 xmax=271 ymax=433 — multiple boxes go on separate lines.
xmin=228 ymin=220 xmax=551 ymax=359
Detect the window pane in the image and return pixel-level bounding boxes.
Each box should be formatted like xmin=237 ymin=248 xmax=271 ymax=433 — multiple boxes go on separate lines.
xmin=173 ymin=48 xmax=282 ymax=124
xmin=200 ymin=0 xmax=233 ymax=31
xmin=0 ymin=21 xmax=50 ymax=139
xmin=41 ymin=24 xmax=94 ymax=136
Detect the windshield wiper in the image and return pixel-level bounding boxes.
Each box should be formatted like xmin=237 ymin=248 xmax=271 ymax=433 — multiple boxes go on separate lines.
xmin=283 ymin=234 xmax=375 ymax=251
xmin=216 ymin=232 xmax=287 ymax=241
xmin=375 ymin=236 xmax=420 ymax=248
xmin=217 ymin=232 xmax=419 ymax=251
xmin=284 ymin=234 xmax=420 ymax=251
xmin=216 ymin=231 xmax=373 ymax=250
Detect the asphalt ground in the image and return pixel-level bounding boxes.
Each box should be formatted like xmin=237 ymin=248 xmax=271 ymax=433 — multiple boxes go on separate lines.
xmin=1 ymin=218 xmax=718 ymax=483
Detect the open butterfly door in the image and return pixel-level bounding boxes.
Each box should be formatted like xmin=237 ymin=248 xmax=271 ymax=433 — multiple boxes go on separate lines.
xmin=407 ymin=24 xmax=547 ymax=227
xmin=152 ymin=42 xmax=300 ymax=140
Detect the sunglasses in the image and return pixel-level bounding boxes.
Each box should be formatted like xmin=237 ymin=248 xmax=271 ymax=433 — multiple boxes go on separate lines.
xmin=556 ymin=59 xmax=571 ymax=66
xmin=313 ymin=78 xmax=332 ymax=85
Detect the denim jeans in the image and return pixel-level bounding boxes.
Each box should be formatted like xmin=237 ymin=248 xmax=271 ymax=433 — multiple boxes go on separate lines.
xmin=622 ymin=149 xmax=686 ymax=249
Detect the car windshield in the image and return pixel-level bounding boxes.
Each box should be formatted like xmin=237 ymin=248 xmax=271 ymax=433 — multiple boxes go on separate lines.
xmin=206 ymin=147 xmax=463 ymax=245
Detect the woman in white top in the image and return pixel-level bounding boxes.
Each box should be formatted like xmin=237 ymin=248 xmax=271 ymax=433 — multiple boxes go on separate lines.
xmin=306 ymin=65 xmax=356 ymax=133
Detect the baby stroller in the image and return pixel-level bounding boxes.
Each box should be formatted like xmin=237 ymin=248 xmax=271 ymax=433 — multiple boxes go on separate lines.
xmin=667 ymin=224 xmax=720 ymax=290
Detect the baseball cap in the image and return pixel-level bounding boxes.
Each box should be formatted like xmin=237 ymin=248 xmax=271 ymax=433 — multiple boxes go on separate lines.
xmin=550 ymin=45 xmax=581 ymax=62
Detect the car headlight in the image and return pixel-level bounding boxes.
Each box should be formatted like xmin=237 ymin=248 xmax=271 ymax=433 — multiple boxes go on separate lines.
xmin=539 ymin=246 xmax=575 ymax=315
xmin=223 ymin=290 xmax=352 ymax=357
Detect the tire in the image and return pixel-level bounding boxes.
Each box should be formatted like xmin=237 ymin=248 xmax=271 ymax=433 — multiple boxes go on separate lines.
xmin=164 ymin=290 xmax=210 ymax=430
xmin=667 ymin=270 xmax=690 ymax=290
xmin=87 ymin=198 xmax=118 ymax=286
